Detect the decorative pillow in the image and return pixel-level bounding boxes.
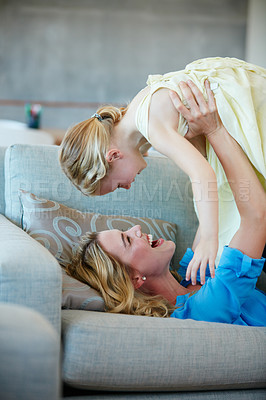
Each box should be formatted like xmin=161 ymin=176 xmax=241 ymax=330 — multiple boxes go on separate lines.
xmin=19 ymin=190 xmax=177 ymax=311
xmin=61 ymin=269 xmax=105 ymax=311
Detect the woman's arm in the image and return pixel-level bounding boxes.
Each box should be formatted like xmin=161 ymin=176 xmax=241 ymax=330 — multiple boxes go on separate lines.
xmin=170 ymin=80 xmax=266 ymax=259
xmin=208 ymin=128 xmax=266 ymax=258
xmin=148 ymin=88 xmax=218 ymax=285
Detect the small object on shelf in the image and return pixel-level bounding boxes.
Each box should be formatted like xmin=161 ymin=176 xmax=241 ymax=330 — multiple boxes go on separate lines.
xmin=25 ymin=103 xmax=42 ymax=129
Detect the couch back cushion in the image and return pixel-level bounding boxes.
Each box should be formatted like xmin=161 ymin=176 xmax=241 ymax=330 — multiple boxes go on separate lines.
xmin=4 ymin=144 xmax=197 ymax=263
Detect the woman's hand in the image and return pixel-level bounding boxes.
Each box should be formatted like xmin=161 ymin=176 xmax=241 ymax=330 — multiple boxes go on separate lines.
xmin=169 ymin=80 xmax=223 ymax=140
xmin=187 ymin=236 xmax=217 ymax=285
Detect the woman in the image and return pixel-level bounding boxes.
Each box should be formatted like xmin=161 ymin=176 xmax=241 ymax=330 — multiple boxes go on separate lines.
xmin=66 ymin=84 xmax=266 ymax=325
xmin=60 ymin=57 xmax=266 ymax=280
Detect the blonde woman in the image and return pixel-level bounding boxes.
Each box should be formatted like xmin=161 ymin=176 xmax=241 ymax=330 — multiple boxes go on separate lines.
xmin=66 ymin=83 xmax=266 ymax=325
xmin=60 ymin=57 xmax=266 ymax=285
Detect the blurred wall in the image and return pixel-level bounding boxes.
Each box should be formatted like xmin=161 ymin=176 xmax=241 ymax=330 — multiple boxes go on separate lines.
xmin=246 ymin=0 xmax=266 ymax=68
xmin=0 ymin=0 xmax=248 ymax=129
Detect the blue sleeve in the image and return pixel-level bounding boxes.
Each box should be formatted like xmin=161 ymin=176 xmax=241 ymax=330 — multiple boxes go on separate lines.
xmin=172 ymin=246 xmax=265 ymax=324
xmin=212 ymin=246 xmax=265 ymax=307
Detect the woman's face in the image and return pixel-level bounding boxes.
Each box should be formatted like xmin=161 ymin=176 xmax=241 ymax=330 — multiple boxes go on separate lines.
xmin=98 ymin=225 xmax=175 ymax=279
xmin=97 ymin=150 xmax=147 ymax=195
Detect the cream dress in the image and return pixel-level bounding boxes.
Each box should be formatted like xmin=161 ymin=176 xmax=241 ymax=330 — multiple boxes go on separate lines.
xmin=135 ymin=57 xmax=266 ymax=263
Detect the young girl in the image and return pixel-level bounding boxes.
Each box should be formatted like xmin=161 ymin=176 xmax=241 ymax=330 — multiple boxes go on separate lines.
xmin=59 ymin=57 xmax=266 ymax=283
xmin=65 ymin=82 xmax=266 ymax=325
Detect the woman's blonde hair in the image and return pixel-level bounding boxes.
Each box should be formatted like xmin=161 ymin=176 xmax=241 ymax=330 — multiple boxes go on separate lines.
xmin=66 ymin=232 xmax=176 ymax=318
xmin=59 ymin=105 xmax=128 ymax=196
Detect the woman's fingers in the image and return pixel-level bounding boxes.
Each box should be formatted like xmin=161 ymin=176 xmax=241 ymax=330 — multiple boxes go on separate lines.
xmin=170 ymin=79 xmax=221 ymax=138
xmin=170 ymin=80 xmax=212 ymax=118
xmin=179 ymin=81 xmax=200 ymax=116
xmin=169 ymin=90 xmax=191 ymax=120
xmin=171 ymin=79 xmax=217 ymax=116
xmin=186 ymin=80 xmax=209 ymax=114
xmin=204 ymin=80 xmax=217 ymax=111
xmin=179 ymin=80 xmax=211 ymax=115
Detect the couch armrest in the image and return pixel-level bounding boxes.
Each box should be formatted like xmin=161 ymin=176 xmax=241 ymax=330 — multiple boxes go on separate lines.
xmin=0 ymin=214 xmax=62 ymax=333
xmin=0 ymin=303 xmax=61 ymax=400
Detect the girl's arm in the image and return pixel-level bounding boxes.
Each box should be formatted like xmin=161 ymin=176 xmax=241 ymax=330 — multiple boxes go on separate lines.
xmin=148 ymin=88 xmax=218 ymax=285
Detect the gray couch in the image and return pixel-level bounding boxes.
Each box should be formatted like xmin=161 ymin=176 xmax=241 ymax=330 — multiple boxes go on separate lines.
xmin=0 ymin=144 xmax=265 ymax=400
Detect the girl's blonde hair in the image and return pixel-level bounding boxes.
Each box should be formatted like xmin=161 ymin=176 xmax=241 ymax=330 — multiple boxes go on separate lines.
xmin=66 ymin=232 xmax=176 ymax=318
xmin=59 ymin=105 xmax=128 ymax=196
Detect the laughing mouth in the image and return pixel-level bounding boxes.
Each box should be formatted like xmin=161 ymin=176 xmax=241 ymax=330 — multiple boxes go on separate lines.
xmin=147 ymin=234 xmax=164 ymax=248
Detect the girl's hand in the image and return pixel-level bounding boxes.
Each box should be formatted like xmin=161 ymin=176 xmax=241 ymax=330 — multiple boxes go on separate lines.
xmin=169 ymin=80 xmax=223 ymax=140
xmin=187 ymin=237 xmax=217 ymax=285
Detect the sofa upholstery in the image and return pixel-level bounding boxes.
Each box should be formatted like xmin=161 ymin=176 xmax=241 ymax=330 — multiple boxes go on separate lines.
xmin=0 ymin=213 xmax=62 ymax=332
xmin=0 ymin=144 xmax=265 ymax=399
xmin=0 ymin=303 xmax=61 ymax=400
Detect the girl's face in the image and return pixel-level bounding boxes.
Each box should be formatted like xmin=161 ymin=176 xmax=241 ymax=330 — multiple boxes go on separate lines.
xmin=98 ymin=225 xmax=175 ymax=279
xmin=98 ymin=150 xmax=147 ymax=195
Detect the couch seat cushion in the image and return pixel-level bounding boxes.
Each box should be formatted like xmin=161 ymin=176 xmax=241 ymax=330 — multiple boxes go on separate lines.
xmin=61 ymin=310 xmax=266 ymax=392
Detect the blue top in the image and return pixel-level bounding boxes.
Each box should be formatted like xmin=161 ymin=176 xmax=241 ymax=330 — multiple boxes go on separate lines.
xmin=171 ymin=246 xmax=266 ymax=326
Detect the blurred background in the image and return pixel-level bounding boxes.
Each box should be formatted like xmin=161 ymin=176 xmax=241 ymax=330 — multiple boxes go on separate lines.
xmin=0 ymin=0 xmax=265 ymax=144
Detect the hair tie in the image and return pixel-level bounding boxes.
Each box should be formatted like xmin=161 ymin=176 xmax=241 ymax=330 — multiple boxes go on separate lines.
xmin=91 ymin=113 xmax=103 ymax=122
